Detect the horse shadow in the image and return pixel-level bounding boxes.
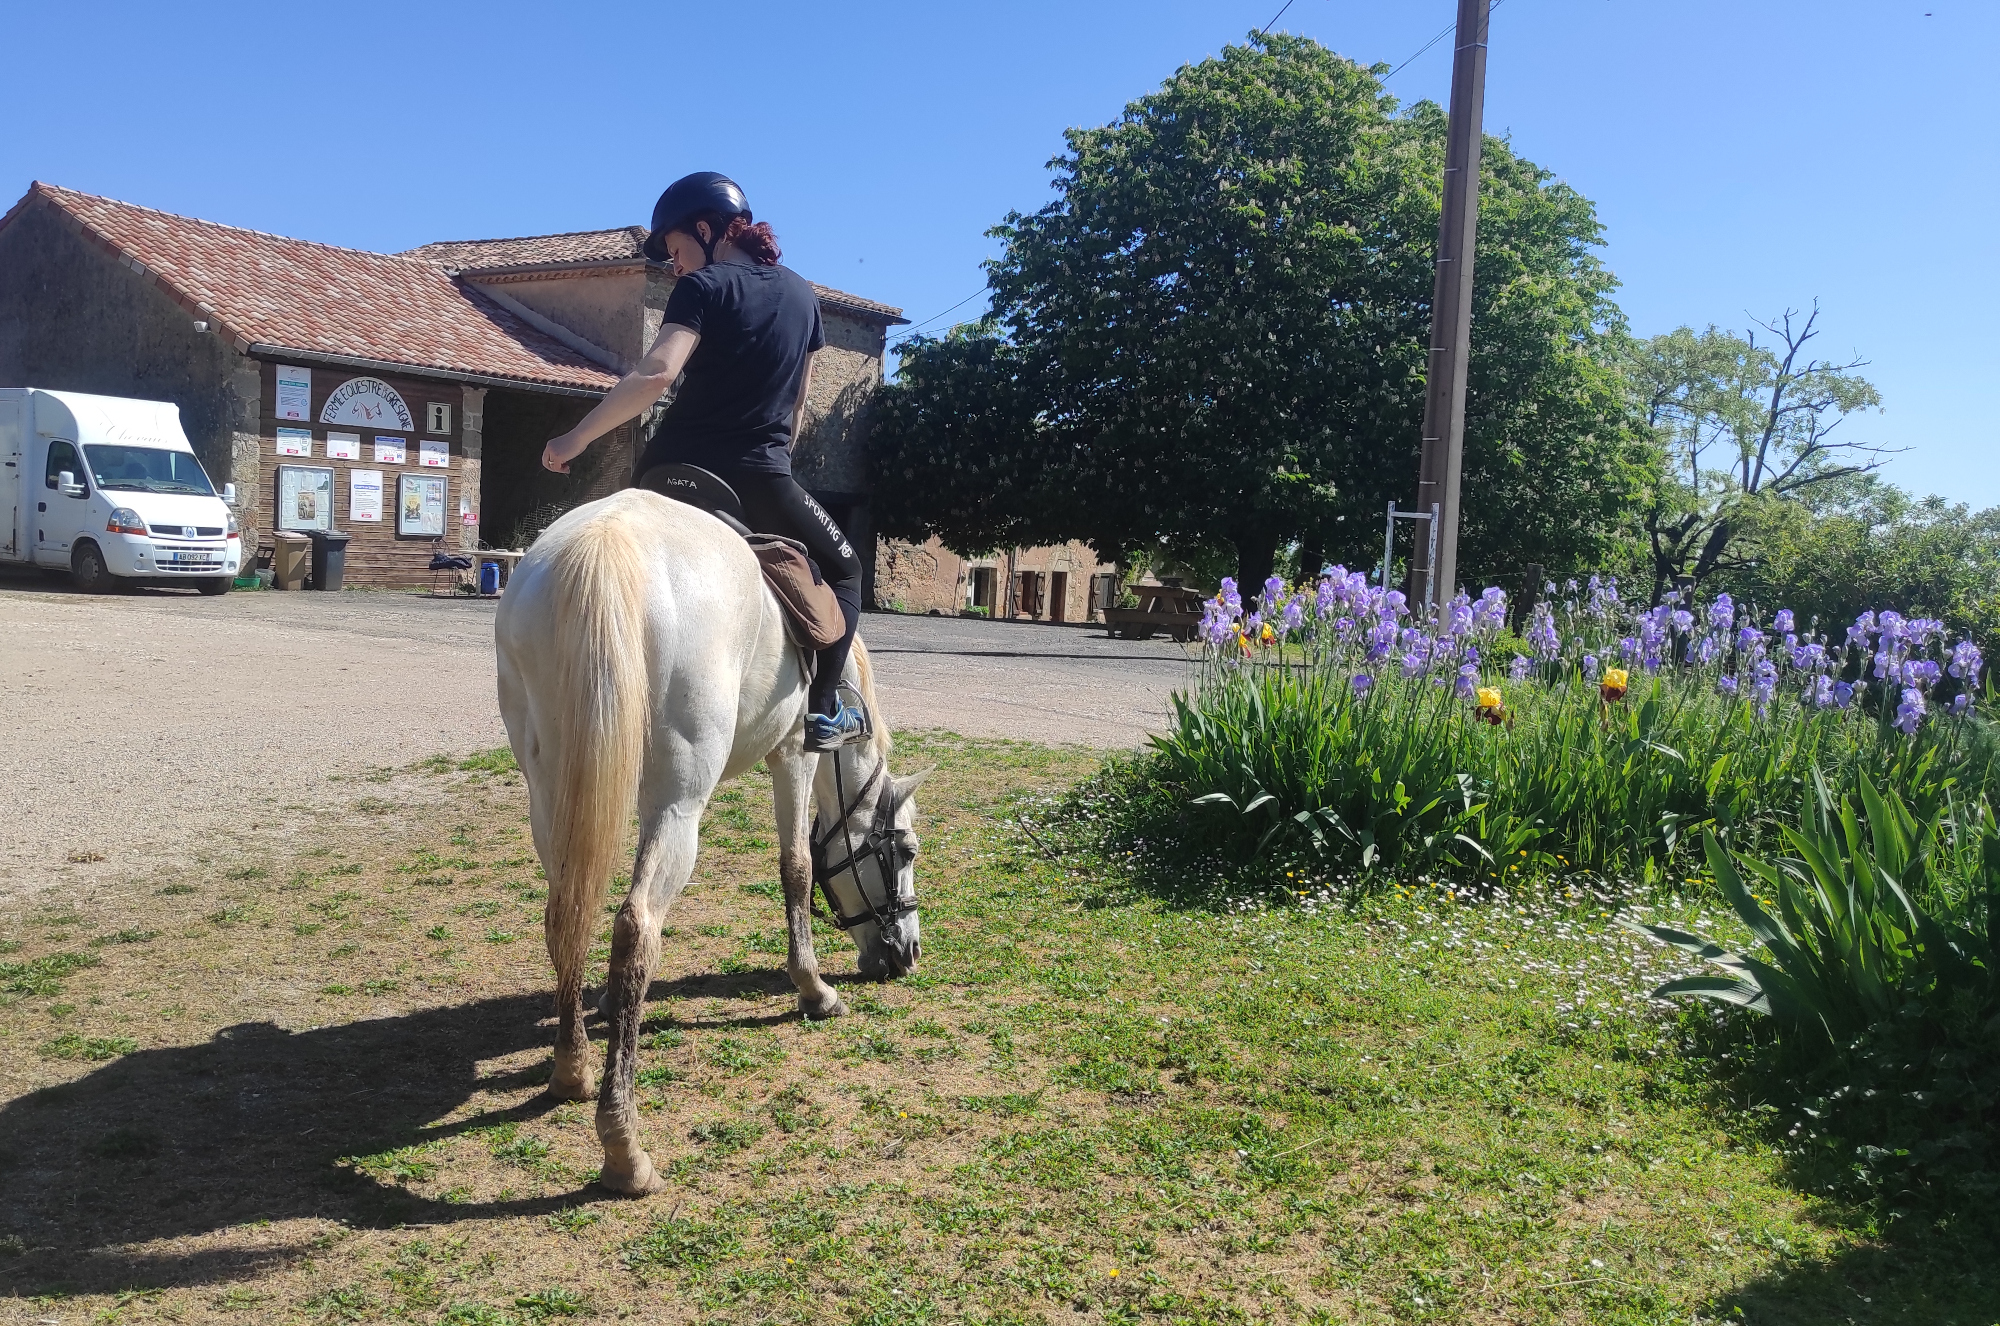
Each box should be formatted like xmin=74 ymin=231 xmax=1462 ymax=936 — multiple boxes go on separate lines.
xmin=0 ymin=965 xmax=863 ymax=1297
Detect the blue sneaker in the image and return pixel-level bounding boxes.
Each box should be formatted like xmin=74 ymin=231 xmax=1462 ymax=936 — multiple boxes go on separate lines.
xmin=805 ymin=698 xmax=867 ymax=751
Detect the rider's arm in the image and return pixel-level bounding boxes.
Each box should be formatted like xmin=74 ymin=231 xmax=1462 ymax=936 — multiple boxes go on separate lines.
xmin=541 ymin=323 xmax=700 ymax=474
xmin=788 ymin=353 xmax=817 ymax=454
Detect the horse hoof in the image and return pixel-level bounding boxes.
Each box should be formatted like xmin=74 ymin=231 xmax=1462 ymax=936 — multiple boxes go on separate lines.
xmin=801 ymin=993 xmax=848 ymax=1020
xmin=597 ymin=1151 xmax=664 ymax=1196
xmin=547 ymin=1066 xmax=596 ymax=1102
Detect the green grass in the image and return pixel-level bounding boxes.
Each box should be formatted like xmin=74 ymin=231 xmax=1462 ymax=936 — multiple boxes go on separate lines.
xmin=578 ymin=730 xmax=1992 ymax=1325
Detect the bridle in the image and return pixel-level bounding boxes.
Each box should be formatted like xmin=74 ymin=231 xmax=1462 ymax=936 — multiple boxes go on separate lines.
xmin=808 ymin=746 xmax=919 ymax=933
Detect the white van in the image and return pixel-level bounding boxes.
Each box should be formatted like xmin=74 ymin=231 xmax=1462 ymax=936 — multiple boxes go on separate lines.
xmin=0 ymin=388 xmax=241 ymax=594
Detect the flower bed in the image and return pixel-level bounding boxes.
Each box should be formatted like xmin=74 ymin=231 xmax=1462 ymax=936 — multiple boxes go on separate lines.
xmin=1108 ymin=571 xmax=1992 ymax=896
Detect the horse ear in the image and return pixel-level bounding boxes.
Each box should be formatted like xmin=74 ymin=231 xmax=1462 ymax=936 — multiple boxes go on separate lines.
xmin=890 ymin=765 xmax=936 ymax=806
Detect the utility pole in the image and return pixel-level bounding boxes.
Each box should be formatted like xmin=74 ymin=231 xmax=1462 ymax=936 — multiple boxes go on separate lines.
xmin=1409 ymin=0 xmax=1491 ymax=614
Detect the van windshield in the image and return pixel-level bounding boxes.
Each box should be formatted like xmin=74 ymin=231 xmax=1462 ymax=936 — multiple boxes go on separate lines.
xmin=84 ymin=445 xmax=216 ymax=496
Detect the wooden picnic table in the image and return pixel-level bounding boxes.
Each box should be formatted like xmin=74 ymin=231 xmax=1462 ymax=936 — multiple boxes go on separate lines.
xmin=1103 ymin=581 xmax=1206 ymax=642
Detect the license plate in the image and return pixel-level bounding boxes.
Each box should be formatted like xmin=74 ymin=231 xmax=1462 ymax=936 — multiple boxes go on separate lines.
xmin=165 ymin=552 xmax=218 ymax=564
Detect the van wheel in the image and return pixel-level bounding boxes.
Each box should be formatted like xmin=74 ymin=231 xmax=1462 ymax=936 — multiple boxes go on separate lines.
xmin=71 ymin=543 xmax=121 ymax=594
xmin=197 ymin=577 xmax=231 ymax=596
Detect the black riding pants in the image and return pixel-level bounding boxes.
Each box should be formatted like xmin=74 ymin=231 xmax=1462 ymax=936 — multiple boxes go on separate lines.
xmin=721 ymin=469 xmax=863 ymax=715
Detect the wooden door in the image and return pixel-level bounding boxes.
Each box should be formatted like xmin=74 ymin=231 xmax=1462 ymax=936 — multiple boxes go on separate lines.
xmin=1048 ymin=571 xmax=1068 ymax=623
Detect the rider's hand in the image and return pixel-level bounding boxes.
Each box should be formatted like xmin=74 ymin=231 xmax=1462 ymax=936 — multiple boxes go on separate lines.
xmin=542 ymin=431 xmax=580 ymax=474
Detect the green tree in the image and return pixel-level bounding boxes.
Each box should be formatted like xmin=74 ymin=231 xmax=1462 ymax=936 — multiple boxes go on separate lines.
xmin=1711 ymin=480 xmax=2000 ymax=663
xmin=1626 ymin=308 xmax=1885 ymax=601
xmin=872 ymin=32 xmax=1648 ymax=591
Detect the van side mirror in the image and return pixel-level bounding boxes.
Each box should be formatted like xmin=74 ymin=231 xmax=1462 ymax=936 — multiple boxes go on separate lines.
xmin=222 ymin=483 xmax=237 ymax=504
xmin=57 ymin=470 xmax=84 ymax=497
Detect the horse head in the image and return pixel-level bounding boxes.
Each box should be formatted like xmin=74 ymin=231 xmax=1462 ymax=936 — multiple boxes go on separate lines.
xmin=813 ymin=746 xmax=930 ymax=980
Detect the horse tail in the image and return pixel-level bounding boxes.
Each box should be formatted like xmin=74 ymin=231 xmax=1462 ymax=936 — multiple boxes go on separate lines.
xmin=541 ymin=511 xmax=651 ymax=985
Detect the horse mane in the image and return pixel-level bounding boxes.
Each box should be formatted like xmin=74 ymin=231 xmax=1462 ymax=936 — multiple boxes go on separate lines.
xmin=849 ymin=636 xmax=892 ymax=759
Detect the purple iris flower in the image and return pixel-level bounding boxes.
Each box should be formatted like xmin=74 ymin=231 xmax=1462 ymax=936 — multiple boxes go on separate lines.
xmin=1351 ymin=672 xmax=1375 ymax=697
xmin=1706 ymin=594 xmax=1736 ymax=636
xmin=1281 ymin=596 xmax=1306 ymax=637
xmin=1525 ymin=603 xmax=1561 ymax=662
xmin=1951 ymin=692 xmax=1970 ymax=716
xmin=1808 ymin=674 xmax=1835 ymax=708
xmin=1773 ymin=609 xmax=1795 ymax=633
xmin=1834 ymin=681 xmax=1855 ymax=709
xmin=1950 ymin=640 xmax=1984 ymax=681
xmin=1718 ymin=674 xmax=1738 ymax=695
xmin=1582 ymin=654 xmax=1600 ymax=681
xmin=1509 ymin=655 xmax=1531 ymax=681
xmin=1455 ymin=663 xmax=1479 ymax=700
xmin=1896 ymin=686 xmax=1926 ymax=735
xmin=1670 ymin=609 xmax=1695 ymax=633
xmin=1218 ymin=577 xmax=1242 ymax=615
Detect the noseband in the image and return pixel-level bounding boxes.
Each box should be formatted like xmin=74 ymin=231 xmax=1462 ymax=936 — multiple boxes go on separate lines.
xmin=808 ymin=750 xmax=919 ymax=932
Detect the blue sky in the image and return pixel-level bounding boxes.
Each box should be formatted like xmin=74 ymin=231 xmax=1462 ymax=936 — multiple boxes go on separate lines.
xmin=6 ymin=0 xmax=1991 ymax=505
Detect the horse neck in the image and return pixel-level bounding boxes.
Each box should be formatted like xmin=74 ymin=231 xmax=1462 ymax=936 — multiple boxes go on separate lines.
xmin=814 ymin=742 xmax=884 ymax=839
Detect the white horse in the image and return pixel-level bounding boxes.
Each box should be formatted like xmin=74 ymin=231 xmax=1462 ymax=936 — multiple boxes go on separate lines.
xmin=495 ymin=488 xmax=924 ymax=1194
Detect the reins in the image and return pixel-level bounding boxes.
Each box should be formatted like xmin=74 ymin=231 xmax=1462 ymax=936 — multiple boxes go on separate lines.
xmin=808 ymin=743 xmax=919 ymax=933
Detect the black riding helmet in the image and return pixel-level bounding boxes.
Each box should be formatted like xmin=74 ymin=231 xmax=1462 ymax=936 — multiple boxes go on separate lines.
xmin=642 ymin=172 xmax=750 ymax=265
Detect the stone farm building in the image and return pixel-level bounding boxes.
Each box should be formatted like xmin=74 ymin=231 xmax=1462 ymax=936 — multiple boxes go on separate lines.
xmin=0 ymin=181 xmax=1115 ymax=615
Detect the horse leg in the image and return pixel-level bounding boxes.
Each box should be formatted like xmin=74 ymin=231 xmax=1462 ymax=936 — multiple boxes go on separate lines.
xmin=594 ymin=803 xmax=699 ymax=1195
xmin=769 ymin=741 xmax=847 ymax=1020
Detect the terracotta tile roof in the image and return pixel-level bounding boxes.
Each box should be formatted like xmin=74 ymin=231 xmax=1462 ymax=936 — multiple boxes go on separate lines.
xmin=3 ymin=183 xmax=619 ymax=393
xmin=401 ymin=227 xmax=650 ymax=269
xmin=406 ymin=226 xmax=909 ymax=325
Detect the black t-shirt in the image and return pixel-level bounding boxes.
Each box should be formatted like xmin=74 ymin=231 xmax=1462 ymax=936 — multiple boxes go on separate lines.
xmin=642 ymin=258 xmax=824 ymax=476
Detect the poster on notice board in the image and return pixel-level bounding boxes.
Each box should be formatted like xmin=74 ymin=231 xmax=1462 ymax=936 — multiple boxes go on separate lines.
xmin=419 ymin=439 xmax=449 ymax=467
xmin=275 ymin=366 xmax=312 ymax=421
xmin=397 ymin=472 xmax=446 ymax=537
xmin=373 ymin=436 xmax=406 ymax=464
xmin=350 ymin=469 xmax=384 ymax=522
xmin=326 ymin=431 xmax=360 ymax=461
xmin=276 ymin=465 xmax=334 ymax=531
xmin=276 ymin=427 xmax=312 ymax=457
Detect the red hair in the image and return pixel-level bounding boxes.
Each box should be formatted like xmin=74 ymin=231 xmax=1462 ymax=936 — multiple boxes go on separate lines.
xmin=719 ymin=213 xmax=781 ymax=265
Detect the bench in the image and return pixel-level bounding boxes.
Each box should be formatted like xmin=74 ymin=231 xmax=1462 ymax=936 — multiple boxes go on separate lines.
xmin=1103 ymin=582 xmax=1205 ymax=642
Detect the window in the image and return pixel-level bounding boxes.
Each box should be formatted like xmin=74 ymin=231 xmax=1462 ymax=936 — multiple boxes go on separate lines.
xmin=427 ymin=402 xmax=452 ymax=434
xmin=84 ymin=445 xmax=215 ymax=496
xmin=44 ymin=440 xmax=84 ymax=492
xmin=970 ymin=566 xmax=996 ymax=609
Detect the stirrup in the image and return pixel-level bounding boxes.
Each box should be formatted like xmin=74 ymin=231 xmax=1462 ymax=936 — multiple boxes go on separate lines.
xmin=805 ymin=685 xmax=871 ymax=751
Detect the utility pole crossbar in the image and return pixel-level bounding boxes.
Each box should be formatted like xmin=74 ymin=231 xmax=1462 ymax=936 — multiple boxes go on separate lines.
xmin=1409 ymin=0 xmax=1492 ymax=619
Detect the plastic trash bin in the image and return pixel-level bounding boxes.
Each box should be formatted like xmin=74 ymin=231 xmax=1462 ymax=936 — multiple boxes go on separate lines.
xmin=307 ymin=529 xmax=352 ymax=592
xmin=479 ymin=561 xmax=501 ymax=595
xmin=271 ymin=532 xmax=311 ymax=590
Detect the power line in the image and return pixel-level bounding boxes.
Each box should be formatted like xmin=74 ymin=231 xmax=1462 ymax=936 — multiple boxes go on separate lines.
xmin=888 ymin=287 xmax=990 ymax=344
xmin=1257 ymin=0 xmax=1297 ymax=38
xmin=1383 ymin=0 xmax=1503 ymax=83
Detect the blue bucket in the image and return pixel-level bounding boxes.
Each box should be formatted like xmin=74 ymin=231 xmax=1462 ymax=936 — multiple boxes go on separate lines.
xmin=479 ymin=561 xmax=501 ymax=595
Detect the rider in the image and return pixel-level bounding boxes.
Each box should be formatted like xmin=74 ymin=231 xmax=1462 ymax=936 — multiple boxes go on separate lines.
xmin=541 ymin=172 xmax=868 ymax=751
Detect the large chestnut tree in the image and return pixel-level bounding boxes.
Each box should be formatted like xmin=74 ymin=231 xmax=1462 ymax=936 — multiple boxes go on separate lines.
xmin=872 ymin=33 xmax=1651 ymax=590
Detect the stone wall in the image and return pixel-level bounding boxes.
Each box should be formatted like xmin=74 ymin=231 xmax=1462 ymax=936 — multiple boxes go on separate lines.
xmin=0 ymin=199 xmax=260 ymax=521
xmin=791 ymin=310 xmax=886 ymax=502
xmin=470 ymin=268 xmax=647 ymax=371
xmin=874 ymin=536 xmax=1118 ymax=624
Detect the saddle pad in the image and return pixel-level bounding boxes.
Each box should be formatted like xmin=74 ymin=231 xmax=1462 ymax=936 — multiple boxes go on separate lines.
xmin=747 ymin=534 xmax=845 ymax=648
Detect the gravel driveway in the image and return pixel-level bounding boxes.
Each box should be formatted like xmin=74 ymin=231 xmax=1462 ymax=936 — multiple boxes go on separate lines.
xmin=0 ymin=577 xmax=1193 ymax=899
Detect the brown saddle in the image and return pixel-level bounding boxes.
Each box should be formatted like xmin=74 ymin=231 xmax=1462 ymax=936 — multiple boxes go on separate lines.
xmin=637 ymin=464 xmax=844 ymax=649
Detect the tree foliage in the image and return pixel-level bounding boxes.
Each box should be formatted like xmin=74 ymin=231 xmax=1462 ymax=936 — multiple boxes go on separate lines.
xmin=871 ymin=33 xmax=1648 ymax=588
xmin=1709 ymin=480 xmax=2000 ymax=664
xmin=1626 ymin=308 xmax=1885 ymax=600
